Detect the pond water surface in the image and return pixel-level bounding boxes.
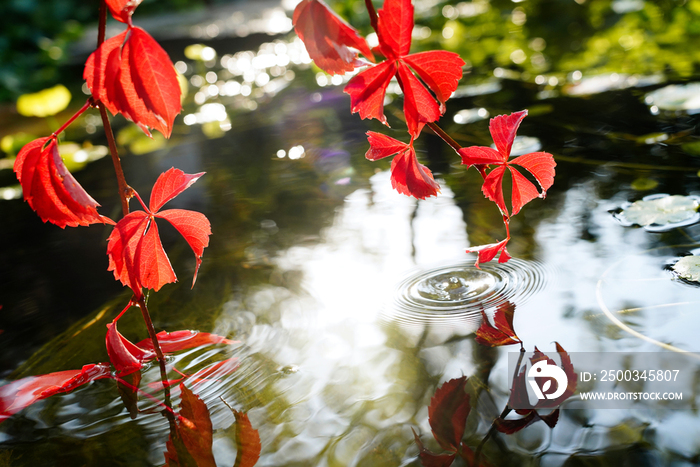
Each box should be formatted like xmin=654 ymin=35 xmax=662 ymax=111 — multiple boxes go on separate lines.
xmin=2 ymin=1 xmax=700 ymax=466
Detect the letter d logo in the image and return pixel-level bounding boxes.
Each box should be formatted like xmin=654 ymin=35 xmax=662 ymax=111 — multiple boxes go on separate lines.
xmin=527 ymin=360 xmax=568 ymax=400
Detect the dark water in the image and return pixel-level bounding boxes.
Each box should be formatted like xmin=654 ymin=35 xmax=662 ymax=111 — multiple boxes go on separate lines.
xmin=3 ymin=0 xmax=700 ymax=465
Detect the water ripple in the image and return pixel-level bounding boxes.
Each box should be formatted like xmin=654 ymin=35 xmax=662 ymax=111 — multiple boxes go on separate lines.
xmin=381 ymin=259 xmax=548 ymax=327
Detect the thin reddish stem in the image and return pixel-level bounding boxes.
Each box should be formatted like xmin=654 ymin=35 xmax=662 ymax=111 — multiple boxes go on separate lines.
xmin=52 ymin=100 xmax=91 ymax=138
xmin=427 ymin=122 xmax=461 ymax=153
xmin=113 ymin=300 xmax=135 ymax=322
xmin=364 ymin=0 xmax=379 ymax=33
xmin=97 ymin=0 xmax=131 ymax=216
xmin=136 ymin=295 xmax=174 ymax=423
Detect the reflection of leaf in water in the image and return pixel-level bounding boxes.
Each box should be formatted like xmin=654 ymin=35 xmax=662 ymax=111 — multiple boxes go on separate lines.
xmin=672 ymin=256 xmax=700 ymax=282
xmin=616 ymin=194 xmax=699 ymax=229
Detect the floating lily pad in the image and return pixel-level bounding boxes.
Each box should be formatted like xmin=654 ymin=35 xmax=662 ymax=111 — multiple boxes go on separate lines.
xmin=645 ymin=83 xmax=700 ymax=114
xmin=613 ymin=194 xmax=700 ymax=231
xmin=672 ymin=256 xmax=700 ymax=283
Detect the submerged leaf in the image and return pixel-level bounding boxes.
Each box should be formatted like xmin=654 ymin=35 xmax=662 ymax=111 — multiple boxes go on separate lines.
xmin=427 ymin=376 xmax=470 ymax=452
xmin=231 ymin=409 xmax=262 ymax=467
xmin=164 ymin=384 xmax=216 ymax=467
xmin=475 ymin=302 xmax=521 ymax=347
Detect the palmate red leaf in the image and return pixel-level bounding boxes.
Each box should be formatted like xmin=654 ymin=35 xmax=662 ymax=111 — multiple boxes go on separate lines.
xmin=84 ymin=27 xmax=181 ymax=138
xmin=0 ymin=363 xmax=111 ymax=423
xmin=164 ymin=384 xmax=217 ymax=467
xmin=231 ymin=409 xmax=262 ymax=467
xmin=13 ymin=137 xmax=114 ymax=228
xmin=459 ymin=110 xmax=556 ymax=218
xmin=340 ymin=0 xmax=464 ymax=137
xmin=427 ymin=376 xmax=470 ymax=452
xmin=105 ymin=0 xmax=143 ymax=23
xmin=293 ymin=0 xmax=373 ymax=75
xmin=475 ymin=302 xmax=521 ymax=347
xmin=466 ymin=238 xmax=511 ymax=268
xmin=107 ymin=169 xmax=211 ymax=294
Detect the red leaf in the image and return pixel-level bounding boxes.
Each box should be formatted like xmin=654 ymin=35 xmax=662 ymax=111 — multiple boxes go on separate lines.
xmin=13 ymin=137 xmax=113 ymax=228
xmin=135 ymin=330 xmax=237 ymax=354
xmin=106 ymin=321 xmax=155 ymax=376
xmin=555 ymin=342 xmax=578 ymax=403
xmin=345 ymin=61 xmax=396 ymax=125
xmin=396 ymin=61 xmax=441 ymax=138
xmin=540 ymin=408 xmax=560 ymax=428
xmin=135 ymin=220 xmax=177 ymax=292
xmin=412 ymin=429 xmax=456 ymax=467
xmin=231 ymin=409 xmax=262 ymax=467
xmin=457 ymin=146 xmax=502 ymax=168
xmin=465 ymin=237 xmax=511 ymax=268
xmin=481 ymin=165 xmax=508 ymax=215
xmin=127 ymin=28 xmax=181 ymax=138
xmin=149 ymin=168 xmax=205 ymax=212
xmin=508 ymin=166 xmax=540 ymax=216
xmin=510 ymin=151 xmax=556 ymax=193
xmin=365 ymin=131 xmax=409 ymax=161
xmin=460 ymin=110 xmax=556 ymax=219
xmin=427 ymin=376 xmax=470 ymax=452
xmin=376 ymin=0 xmax=414 ymax=59
xmin=475 ymin=302 xmax=521 ymax=347
xmin=107 ymin=169 xmax=211 ymax=293
xmin=107 ymin=210 xmax=149 ymax=294
xmin=0 ymin=363 xmax=111 ymax=423
xmin=156 ymin=210 xmax=211 ymax=288
xmin=164 ymin=384 xmax=217 ymax=467
xmin=84 ymin=28 xmax=181 ymax=138
xmin=402 ymin=51 xmax=464 ymax=112
xmin=84 ymin=31 xmax=128 ymax=116
xmin=190 ymin=358 xmax=240 ymax=385
xmin=105 ymin=0 xmax=143 ymax=23
xmin=490 ymin=110 xmax=527 ymax=158
xmin=390 ymin=145 xmax=440 ymax=200
xmin=293 ymin=0 xmax=373 ymax=75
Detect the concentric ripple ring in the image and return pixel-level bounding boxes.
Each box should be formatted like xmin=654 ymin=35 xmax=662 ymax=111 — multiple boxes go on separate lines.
xmin=381 ymin=258 xmax=548 ymax=327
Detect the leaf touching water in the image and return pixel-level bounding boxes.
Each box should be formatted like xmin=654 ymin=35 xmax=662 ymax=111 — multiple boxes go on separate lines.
xmin=0 ymin=364 xmax=111 ymax=423
xmin=13 ymin=137 xmax=114 ymax=228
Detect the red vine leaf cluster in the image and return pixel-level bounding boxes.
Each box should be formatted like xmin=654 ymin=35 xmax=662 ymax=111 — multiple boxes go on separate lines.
xmin=107 ymin=168 xmax=212 ymax=296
